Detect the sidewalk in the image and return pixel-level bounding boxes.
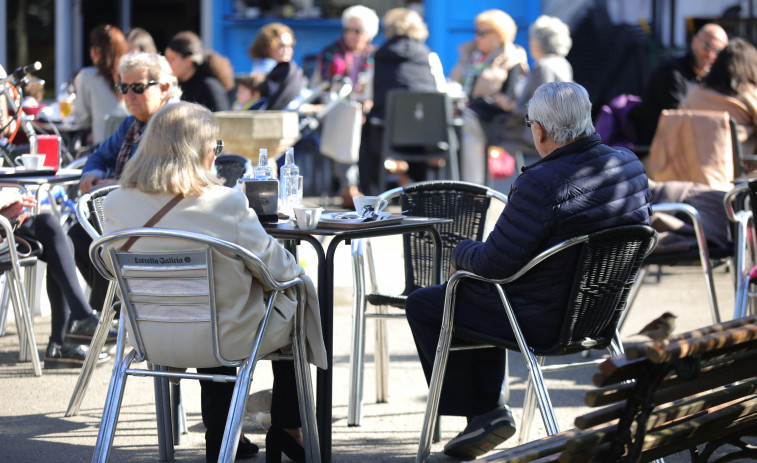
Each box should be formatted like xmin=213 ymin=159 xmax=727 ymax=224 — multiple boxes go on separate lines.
xmin=0 ymin=227 xmax=740 ymax=462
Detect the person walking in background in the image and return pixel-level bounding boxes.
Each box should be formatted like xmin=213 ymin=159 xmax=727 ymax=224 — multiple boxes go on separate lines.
xmin=450 ymin=9 xmax=529 ymax=184
xmin=631 ymin=23 xmax=729 ymax=146
xmin=165 ymin=31 xmax=233 ymax=111
xmin=405 ymin=82 xmax=651 ymax=460
xmin=358 ymin=7 xmax=439 ymax=196
xmin=73 ymin=24 xmax=129 ymax=145
xmin=126 ymin=27 xmax=157 ymax=54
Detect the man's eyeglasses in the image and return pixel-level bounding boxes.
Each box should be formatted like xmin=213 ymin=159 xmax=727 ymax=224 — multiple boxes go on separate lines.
xmin=697 ymin=35 xmax=725 ymax=53
xmin=525 ymin=117 xmax=538 ymax=128
xmin=214 ymin=140 xmax=224 ymax=157
xmin=115 ymin=80 xmax=159 ymax=95
xmin=343 ymin=27 xmax=364 ymax=35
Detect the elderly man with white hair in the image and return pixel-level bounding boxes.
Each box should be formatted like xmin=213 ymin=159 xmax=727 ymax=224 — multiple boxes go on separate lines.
xmin=405 ymin=81 xmax=652 ymax=460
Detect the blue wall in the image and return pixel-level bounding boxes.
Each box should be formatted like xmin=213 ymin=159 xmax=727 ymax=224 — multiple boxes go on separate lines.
xmin=213 ymin=1 xmax=541 ymax=78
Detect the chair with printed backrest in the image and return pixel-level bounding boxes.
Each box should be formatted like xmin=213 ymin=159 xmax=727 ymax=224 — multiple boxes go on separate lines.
xmin=0 ymin=196 xmax=43 ymax=376
xmin=415 ymin=224 xmax=658 ymax=463
xmin=347 ymin=180 xmax=507 ymax=426
xmin=371 ymin=90 xmax=461 ymax=192
xmin=65 ymin=183 xmax=122 ymax=417
xmin=89 ymin=227 xmax=320 ymax=463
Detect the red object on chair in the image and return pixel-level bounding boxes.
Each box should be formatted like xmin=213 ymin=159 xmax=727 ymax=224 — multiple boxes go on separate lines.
xmin=36 ymin=134 xmax=61 ymax=171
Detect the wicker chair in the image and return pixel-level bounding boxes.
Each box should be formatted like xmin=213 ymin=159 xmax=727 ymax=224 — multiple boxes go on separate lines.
xmin=348 ymin=180 xmax=507 ymax=425
xmin=415 ymin=224 xmax=657 ymax=462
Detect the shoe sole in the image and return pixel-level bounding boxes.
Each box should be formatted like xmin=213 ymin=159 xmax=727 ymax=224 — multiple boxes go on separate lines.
xmin=443 ymin=417 xmax=516 ymax=459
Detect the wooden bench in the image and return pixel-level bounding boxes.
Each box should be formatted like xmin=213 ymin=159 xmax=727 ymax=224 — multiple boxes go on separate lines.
xmin=473 ymin=315 xmax=757 ymax=463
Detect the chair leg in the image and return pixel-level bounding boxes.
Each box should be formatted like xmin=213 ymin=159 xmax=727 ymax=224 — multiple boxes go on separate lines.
xmin=92 ymin=348 xmax=137 ymax=463
xmin=0 ymin=274 xmax=10 ymax=336
xmin=348 ymin=239 xmax=368 ymax=426
xmin=520 ymin=354 xmax=560 ymax=442
xmin=171 ymin=383 xmax=188 ymax=444
xmin=218 ymin=356 xmax=259 ymax=463
xmin=8 ymin=267 xmax=41 ymax=375
xmin=293 ymin=328 xmax=321 ymax=462
xmin=363 ymin=240 xmax=390 ymax=404
xmin=153 ymin=368 xmax=175 ymax=462
xmin=66 ymin=282 xmax=117 ymax=416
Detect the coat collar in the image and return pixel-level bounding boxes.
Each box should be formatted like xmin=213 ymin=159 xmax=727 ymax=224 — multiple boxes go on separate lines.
xmin=523 ymin=133 xmax=602 ymax=172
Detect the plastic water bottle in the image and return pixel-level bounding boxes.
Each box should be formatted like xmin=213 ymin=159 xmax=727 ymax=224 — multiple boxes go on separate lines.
xmin=253 ymin=148 xmax=274 ymax=180
xmin=279 ymin=147 xmax=301 ymax=214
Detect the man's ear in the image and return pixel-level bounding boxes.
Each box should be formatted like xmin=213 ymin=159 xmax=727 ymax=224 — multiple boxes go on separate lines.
xmin=534 ymin=122 xmax=548 ymax=145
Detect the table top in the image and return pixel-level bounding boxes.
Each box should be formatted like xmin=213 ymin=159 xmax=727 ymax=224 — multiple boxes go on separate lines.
xmin=264 ymin=214 xmax=452 ymax=238
xmin=0 ymin=168 xmax=82 ymax=184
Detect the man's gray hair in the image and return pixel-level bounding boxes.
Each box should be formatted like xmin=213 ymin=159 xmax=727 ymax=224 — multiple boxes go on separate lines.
xmin=529 ymin=15 xmax=572 ymax=57
xmin=527 ymin=81 xmax=593 ymax=145
xmin=118 ymin=51 xmax=182 ymax=102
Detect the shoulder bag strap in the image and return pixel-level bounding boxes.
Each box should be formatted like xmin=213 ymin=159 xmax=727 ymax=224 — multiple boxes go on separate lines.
xmin=119 ymin=193 xmax=184 ymax=252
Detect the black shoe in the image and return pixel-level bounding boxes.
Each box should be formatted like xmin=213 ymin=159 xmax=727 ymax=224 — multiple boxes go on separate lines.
xmin=206 ymin=435 xmax=259 ymax=462
xmin=43 ymin=341 xmax=110 ymax=369
xmin=443 ymin=406 xmax=517 ymax=459
xmin=66 ymin=313 xmax=118 ymax=345
xmin=266 ymin=426 xmax=305 ymax=463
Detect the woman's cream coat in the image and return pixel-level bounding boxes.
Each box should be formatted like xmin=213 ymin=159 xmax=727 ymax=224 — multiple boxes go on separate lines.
xmin=103 ymin=185 xmax=327 ymax=370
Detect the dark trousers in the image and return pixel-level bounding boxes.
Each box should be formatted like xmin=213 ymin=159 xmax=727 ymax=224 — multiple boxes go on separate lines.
xmin=67 ymin=221 xmax=109 ymax=311
xmin=405 ymin=282 xmax=514 ymax=418
xmin=198 ymin=360 xmax=301 ymax=450
xmin=21 ymin=214 xmax=92 ymax=344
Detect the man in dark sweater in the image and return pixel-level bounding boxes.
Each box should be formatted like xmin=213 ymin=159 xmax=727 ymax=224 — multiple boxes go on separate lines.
xmin=405 ymin=82 xmax=652 ymax=460
xmin=632 ymin=23 xmax=728 ymax=146
xmin=165 ymin=31 xmax=231 ymax=112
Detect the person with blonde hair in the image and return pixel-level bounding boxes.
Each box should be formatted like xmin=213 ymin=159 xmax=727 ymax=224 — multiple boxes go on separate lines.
xmin=357 ymin=7 xmax=439 ymax=195
xmin=74 ymin=24 xmax=129 ymax=144
xmin=450 ymin=9 xmax=529 ymax=184
xmin=105 ymin=101 xmax=327 ymax=463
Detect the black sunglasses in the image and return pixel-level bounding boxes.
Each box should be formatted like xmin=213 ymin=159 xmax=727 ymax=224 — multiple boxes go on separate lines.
xmin=115 ymin=80 xmax=159 ymax=95
xmin=525 ymin=117 xmax=539 ymax=128
xmin=214 ymin=140 xmax=224 ymax=156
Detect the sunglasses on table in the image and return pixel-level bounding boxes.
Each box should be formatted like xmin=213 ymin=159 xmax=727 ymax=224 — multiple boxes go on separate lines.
xmin=115 ymin=80 xmax=159 ymax=95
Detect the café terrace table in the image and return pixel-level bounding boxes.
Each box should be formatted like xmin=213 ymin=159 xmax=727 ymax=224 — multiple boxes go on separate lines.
xmin=264 ymin=215 xmax=452 ymax=463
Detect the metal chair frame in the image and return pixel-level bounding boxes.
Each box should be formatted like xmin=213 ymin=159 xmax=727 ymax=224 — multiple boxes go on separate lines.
xmin=415 ymin=224 xmax=658 ymax=462
xmin=89 ymin=228 xmax=320 ymax=462
xmin=347 ymin=180 xmax=507 ymax=426
xmin=724 ymin=182 xmax=757 ymax=319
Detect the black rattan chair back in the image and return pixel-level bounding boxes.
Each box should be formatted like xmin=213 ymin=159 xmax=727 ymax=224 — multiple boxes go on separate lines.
xmin=400 ymin=181 xmax=492 ymax=295
xmin=86 ymin=184 xmax=121 ymax=236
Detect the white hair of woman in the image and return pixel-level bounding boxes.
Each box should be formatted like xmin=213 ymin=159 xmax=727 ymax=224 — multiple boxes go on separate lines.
xmin=529 ymin=15 xmax=572 ymax=57
xmin=527 ymin=81 xmax=594 ymax=145
xmin=118 ymin=51 xmax=182 ymax=102
xmin=342 ymin=5 xmax=380 ymax=42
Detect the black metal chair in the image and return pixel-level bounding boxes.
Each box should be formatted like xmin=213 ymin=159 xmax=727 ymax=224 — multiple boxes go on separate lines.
xmin=415 ymin=224 xmax=658 ymax=462
xmin=372 ymin=91 xmax=461 ymax=192
xmin=347 ymin=180 xmax=507 ymax=425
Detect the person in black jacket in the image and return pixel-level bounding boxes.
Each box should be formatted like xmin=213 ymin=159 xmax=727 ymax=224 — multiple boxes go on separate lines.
xmin=165 ymin=31 xmax=232 ymax=112
xmin=405 ymin=82 xmax=652 ymax=460
xmin=358 ymin=7 xmax=438 ymax=196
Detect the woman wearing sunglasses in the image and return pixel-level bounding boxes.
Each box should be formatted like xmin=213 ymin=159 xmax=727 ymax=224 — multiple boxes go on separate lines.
xmin=67 ymin=51 xmax=182 ymax=323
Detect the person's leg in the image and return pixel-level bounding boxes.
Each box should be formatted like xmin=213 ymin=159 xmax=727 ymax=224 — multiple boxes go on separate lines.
xmin=460 ymin=109 xmax=487 ymax=185
xmin=267 ymin=359 xmax=306 ymax=462
xmin=67 ymin=221 xmax=109 ymax=311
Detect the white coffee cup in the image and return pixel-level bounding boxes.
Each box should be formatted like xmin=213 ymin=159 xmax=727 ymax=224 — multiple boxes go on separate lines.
xmin=293 ymin=205 xmax=323 ymax=231
xmin=353 ymin=196 xmax=388 ymax=215
xmin=16 ymin=154 xmax=46 ymax=170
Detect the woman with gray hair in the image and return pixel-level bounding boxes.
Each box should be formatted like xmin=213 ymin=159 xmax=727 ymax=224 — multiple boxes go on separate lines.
xmin=405 ymin=81 xmax=651 ymax=460
xmin=68 ymin=51 xmax=182 ymax=320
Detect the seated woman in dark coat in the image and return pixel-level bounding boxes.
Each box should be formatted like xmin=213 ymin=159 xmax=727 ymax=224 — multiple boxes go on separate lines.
xmin=405 ymin=82 xmax=652 ymax=460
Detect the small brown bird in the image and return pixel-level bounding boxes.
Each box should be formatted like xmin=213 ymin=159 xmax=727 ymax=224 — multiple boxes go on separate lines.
xmin=637 ymin=312 xmax=677 ymax=342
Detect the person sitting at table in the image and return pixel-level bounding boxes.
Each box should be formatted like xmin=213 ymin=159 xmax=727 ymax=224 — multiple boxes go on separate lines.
xmin=68 ymin=51 xmax=180 ymax=317
xmin=102 ymin=101 xmax=327 ymax=462
xmin=0 ymin=191 xmax=116 ymax=368
xmin=404 ymin=82 xmax=652 ymax=460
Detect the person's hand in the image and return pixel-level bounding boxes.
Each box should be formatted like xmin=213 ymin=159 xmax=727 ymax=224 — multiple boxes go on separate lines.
xmin=79 ymin=173 xmax=116 ymax=193
xmin=0 ymin=193 xmax=36 ymax=220
xmin=494 ymin=93 xmax=515 ymax=111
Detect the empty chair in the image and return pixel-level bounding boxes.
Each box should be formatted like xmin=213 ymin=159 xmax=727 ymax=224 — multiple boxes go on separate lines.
xmin=373 ymin=91 xmax=460 ymax=191
xmin=89 ymin=228 xmax=321 ymax=462
xmin=348 ymin=180 xmax=507 ymax=425
xmin=415 ymin=224 xmax=657 ymax=462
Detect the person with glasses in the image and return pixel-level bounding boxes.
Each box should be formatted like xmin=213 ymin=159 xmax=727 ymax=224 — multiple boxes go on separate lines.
xmin=67 ymin=51 xmax=182 ymax=325
xmin=102 ymin=101 xmax=326 ymax=462
xmin=165 ymin=31 xmax=233 ymax=112
xmin=449 ymin=9 xmax=529 ymax=184
xmin=405 ymin=82 xmax=651 ymax=460
xmin=632 ymin=23 xmax=729 ymax=147
xmin=73 ymin=24 xmax=129 ymax=145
